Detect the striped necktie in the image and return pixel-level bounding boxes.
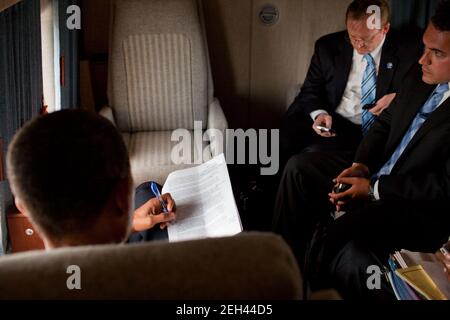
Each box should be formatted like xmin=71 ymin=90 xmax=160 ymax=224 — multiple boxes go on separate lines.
xmin=375 ymin=83 xmax=450 ymax=179
xmin=361 ymin=54 xmax=377 ymax=135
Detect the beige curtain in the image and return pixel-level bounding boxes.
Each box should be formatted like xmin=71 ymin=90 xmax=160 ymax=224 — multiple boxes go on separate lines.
xmin=0 ymin=0 xmax=21 ymax=12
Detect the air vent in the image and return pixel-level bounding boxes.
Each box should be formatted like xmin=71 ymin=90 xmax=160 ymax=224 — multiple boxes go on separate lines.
xmin=259 ymin=4 xmax=279 ymax=26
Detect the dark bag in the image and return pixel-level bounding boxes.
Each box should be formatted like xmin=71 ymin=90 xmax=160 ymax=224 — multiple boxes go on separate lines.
xmin=303 ymin=218 xmax=333 ymax=295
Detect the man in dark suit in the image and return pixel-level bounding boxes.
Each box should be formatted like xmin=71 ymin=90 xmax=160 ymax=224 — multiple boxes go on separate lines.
xmin=281 ymin=0 xmax=422 ymax=159
xmin=272 ymin=0 xmax=422 ymax=268
xmin=311 ymin=0 xmax=450 ymax=299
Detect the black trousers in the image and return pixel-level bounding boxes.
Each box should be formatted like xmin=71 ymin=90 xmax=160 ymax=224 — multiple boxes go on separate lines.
xmin=274 ymin=111 xmax=363 ymax=259
xmin=327 ymin=241 xmax=397 ymax=300
xmin=272 ymin=149 xmax=355 ymax=268
xmin=127 ymin=181 xmax=169 ymax=243
xmin=322 ymin=200 xmax=450 ymax=299
xmin=272 ymin=150 xmax=450 ymax=298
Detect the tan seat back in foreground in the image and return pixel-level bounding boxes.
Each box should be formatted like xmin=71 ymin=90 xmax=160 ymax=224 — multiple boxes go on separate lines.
xmin=0 ymin=232 xmax=302 ymax=300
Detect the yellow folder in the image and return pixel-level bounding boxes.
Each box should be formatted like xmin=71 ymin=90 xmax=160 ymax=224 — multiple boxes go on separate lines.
xmin=396 ymin=265 xmax=448 ymax=300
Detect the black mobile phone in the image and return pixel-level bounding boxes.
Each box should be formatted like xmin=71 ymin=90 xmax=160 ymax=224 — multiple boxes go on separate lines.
xmin=332 ymin=183 xmax=351 ymax=194
xmin=362 ymin=103 xmax=376 ymax=110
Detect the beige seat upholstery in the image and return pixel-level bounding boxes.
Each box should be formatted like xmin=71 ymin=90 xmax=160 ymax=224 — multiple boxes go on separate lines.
xmin=0 ymin=232 xmax=302 ymax=300
xmin=100 ymin=0 xmax=227 ymax=186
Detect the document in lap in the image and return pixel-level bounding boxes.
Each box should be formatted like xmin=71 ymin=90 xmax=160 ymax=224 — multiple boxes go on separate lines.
xmin=163 ymin=154 xmax=242 ymax=242
xmin=390 ymin=250 xmax=450 ymax=300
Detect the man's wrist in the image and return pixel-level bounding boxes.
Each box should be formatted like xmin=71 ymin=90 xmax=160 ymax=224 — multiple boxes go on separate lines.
xmin=310 ymin=110 xmax=328 ymax=121
xmin=368 ymin=184 xmax=375 ymax=201
xmin=368 ymin=180 xmax=380 ymax=201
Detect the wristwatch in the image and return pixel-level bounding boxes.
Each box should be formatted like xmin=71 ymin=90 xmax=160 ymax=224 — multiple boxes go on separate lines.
xmin=368 ymin=183 xmax=376 ymax=202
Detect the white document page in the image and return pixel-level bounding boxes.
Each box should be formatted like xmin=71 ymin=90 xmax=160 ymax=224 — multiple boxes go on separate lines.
xmin=163 ymin=154 xmax=242 ymax=242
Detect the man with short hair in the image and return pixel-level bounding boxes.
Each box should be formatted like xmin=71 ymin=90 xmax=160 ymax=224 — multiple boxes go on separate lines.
xmin=273 ymin=0 xmax=422 ymax=270
xmin=6 ymin=110 xmax=176 ymax=249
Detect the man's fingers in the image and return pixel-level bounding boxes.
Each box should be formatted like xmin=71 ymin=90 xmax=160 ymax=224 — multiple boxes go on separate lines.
xmin=162 ymin=193 xmax=176 ymax=212
xmin=313 ymin=127 xmax=333 ymax=138
xmin=324 ymin=115 xmax=333 ymax=129
xmin=152 ymin=212 xmax=176 ymax=225
xmin=369 ymin=104 xmax=384 ymax=116
xmin=336 ymin=177 xmax=356 ymax=185
xmin=336 ymin=169 xmax=352 ymax=180
xmin=332 ymin=189 xmax=352 ymax=201
xmin=313 ymin=126 xmax=323 ymax=136
xmin=160 ymin=222 xmax=168 ymax=229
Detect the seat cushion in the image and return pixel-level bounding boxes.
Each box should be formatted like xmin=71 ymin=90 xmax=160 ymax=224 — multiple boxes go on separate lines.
xmin=122 ymin=131 xmax=209 ymax=186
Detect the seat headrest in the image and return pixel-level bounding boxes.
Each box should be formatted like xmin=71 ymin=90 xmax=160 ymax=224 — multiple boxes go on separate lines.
xmin=0 ymin=232 xmax=302 ymax=300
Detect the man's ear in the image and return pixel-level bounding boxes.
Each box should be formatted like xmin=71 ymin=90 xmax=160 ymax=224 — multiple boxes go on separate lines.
xmin=113 ymin=177 xmax=133 ymax=217
xmin=14 ymin=197 xmax=28 ymax=217
xmin=383 ymin=22 xmax=390 ymax=34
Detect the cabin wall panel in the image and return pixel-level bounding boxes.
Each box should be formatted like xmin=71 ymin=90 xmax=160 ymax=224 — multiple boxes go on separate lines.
xmin=81 ymin=0 xmax=350 ymax=128
xmin=202 ymin=0 xmax=252 ymax=129
xmin=249 ymin=0 xmax=350 ymax=128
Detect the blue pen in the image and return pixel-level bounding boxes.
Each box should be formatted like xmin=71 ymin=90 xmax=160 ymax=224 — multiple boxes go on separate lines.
xmin=150 ymin=182 xmax=169 ymax=214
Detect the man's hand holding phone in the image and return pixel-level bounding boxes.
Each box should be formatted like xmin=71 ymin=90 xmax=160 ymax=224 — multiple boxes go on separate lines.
xmin=313 ymin=113 xmax=336 ymax=137
xmin=363 ymin=93 xmax=397 ymax=116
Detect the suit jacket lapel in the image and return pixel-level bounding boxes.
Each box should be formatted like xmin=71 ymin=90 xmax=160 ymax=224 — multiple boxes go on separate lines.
xmin=397 ymin=96 xmax=450 ymax=162
xmin=377 ymin=34 xmax=399 ymax=99
xmin=384 ymin=80 xmax=435 ymax=160
xmin=333 ymin=36 xmax=353 ymax=107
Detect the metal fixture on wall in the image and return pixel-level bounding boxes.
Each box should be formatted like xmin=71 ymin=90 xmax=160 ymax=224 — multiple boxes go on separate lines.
xmin=259 ymin=4 xmax=279 ymax=26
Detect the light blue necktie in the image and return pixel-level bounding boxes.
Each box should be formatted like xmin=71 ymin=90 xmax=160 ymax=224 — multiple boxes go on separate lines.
xmin=375 ymin=83 xmax=449 ymax=178
xmin=361 ymin=54 xmax=377 ymax=135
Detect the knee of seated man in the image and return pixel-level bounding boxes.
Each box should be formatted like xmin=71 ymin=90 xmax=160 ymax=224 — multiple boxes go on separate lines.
xmin=328 ymin=241 xmax=381 ymax=298
xmin=284 ymin=152 xmax=324 ymax=178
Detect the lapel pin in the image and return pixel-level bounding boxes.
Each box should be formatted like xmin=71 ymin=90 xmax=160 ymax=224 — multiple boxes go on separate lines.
xmin=387 ymin=62 xmax=394 ymax=69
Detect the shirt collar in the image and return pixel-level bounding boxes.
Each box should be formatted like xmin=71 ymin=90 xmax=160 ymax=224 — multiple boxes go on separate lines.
xmin=354 ymin=35 xmax=386 ymax=64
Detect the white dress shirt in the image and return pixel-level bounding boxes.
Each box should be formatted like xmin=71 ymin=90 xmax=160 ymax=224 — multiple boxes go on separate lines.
xmin=310 ymin=36 xmax=386 ymax=124
xmin=373 ymin=82 xmax=450 ymax=200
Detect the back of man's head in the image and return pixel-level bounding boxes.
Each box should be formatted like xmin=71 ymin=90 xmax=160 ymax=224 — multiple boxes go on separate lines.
xmin=7 ymin=110 xmax=131 ymax=242
xmin=432 ymin=0 xmax=450 ymax=32
xmin=346 ymin=0 xmax=390 ymax=25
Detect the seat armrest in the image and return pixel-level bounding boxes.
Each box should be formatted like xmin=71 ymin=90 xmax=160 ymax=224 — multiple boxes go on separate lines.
xmin=286 ymin=83 xmax=303 ymax=109
xmin=99 ymin=106 xmax=116 ymax=127
xmin=207 ymin=98 xmax=228 ymax=131
xmin=206 ymin=98 xmax=228 ymax=158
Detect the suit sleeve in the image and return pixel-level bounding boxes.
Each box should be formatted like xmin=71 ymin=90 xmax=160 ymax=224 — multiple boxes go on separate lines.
xmin=354 ymin=98 xmax=393 ymax=172
xmin=287 ymin=40 xmax=330 ymax=117
xmin=378 ymin=161 xmax=450 ymax=201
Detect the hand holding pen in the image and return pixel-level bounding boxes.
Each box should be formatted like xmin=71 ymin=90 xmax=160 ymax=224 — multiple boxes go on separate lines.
xmin=131 ymin=182 xmax=176 ymax=232
xmin=151 ymin=182 xmax=169 ymax=214
xmin=150 ymin=182 xmax=176 ymax=230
